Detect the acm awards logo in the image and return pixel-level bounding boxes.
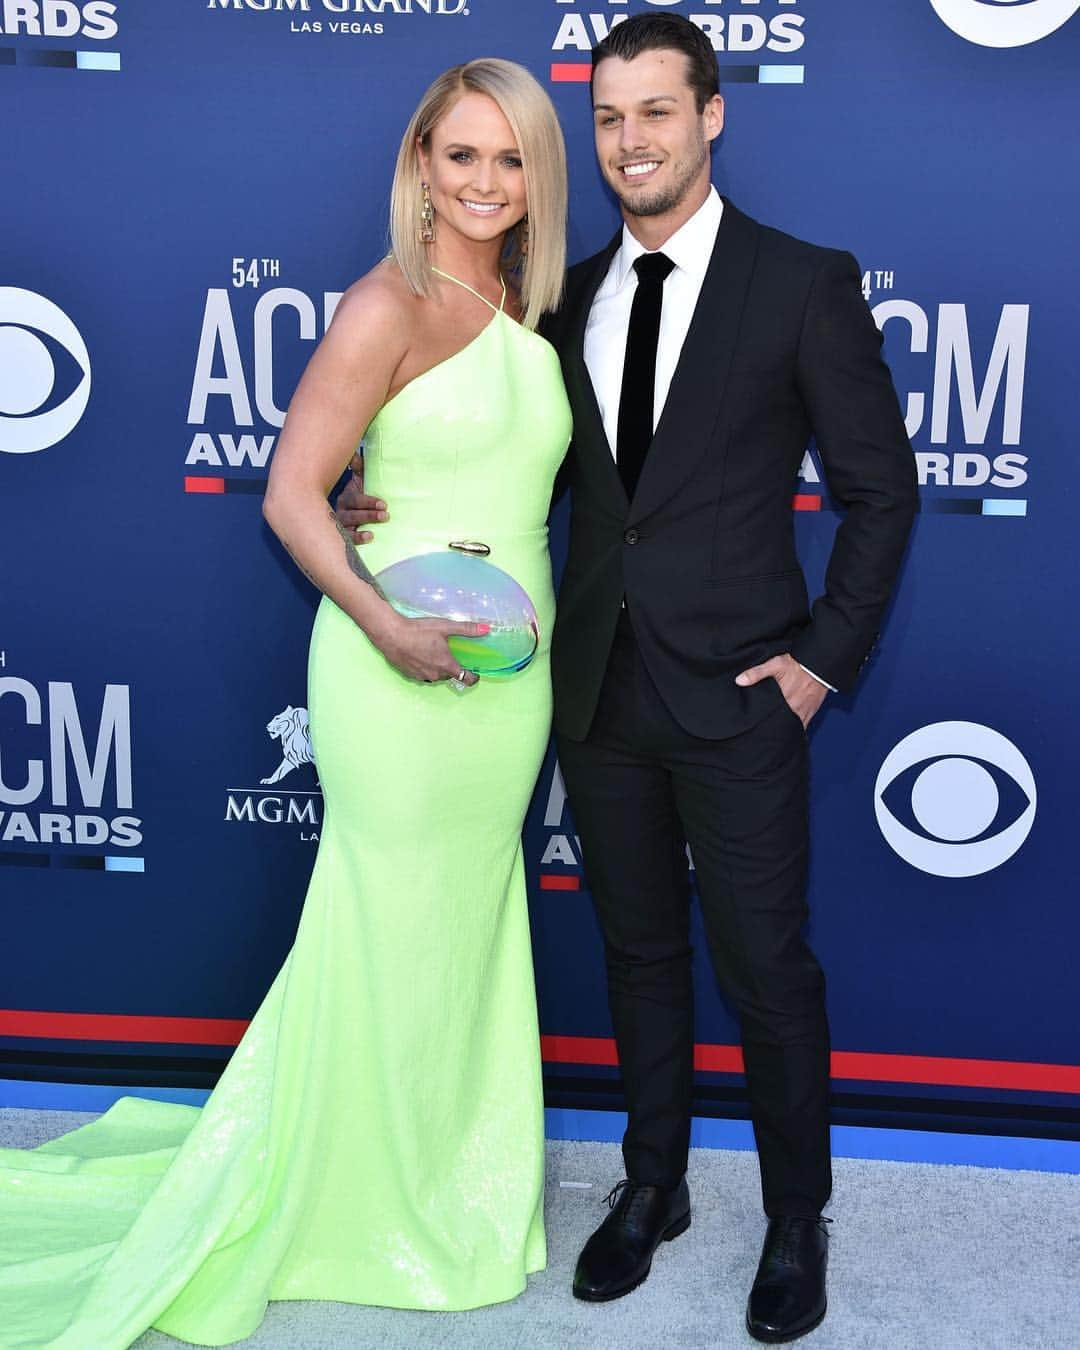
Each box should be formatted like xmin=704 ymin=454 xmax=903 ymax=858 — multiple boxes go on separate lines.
xmin=876 ymin=722 xmax=1036 ymax=877
xmin=552 ymin=1 xmax=806 ymax=57
xmin=0 ymin=289 xmax=90 ymax=456
xmin=537 ymin=759 xmax=581 ymax=876
xmin=536 ymin=759 xmax=694 ymax=888
xmin=800 ymin=278 xmax=1031 ymax=513
xmin=184 ymin=262 xmax=343 ymax=489
xmin=929 ymin=0 xmax=1080 ymax=48
xmin=0 ymin=2 xmax=118 ymax=39
xmin=224 ymin=705 xmax=323 ymax=841
xmin=0 ymin=672 xmax=144 ymax=865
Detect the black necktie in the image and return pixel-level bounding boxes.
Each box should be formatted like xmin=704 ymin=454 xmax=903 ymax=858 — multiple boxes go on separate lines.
xmin=616 ymin=251 xmax=675 ymax=501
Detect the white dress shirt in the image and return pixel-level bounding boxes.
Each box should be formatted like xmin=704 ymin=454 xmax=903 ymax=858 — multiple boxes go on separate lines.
xmin=582 ymin=187 xmax=834 ymax=693
xmin=584 ymin=187 xmax=724 ymax=457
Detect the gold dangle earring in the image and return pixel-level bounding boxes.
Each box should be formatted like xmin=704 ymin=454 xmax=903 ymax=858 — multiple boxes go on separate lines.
xmin=520 ymin=214 xmax=530 ymax=259
xmin=418 ymin=181 xmax=435 ymax=244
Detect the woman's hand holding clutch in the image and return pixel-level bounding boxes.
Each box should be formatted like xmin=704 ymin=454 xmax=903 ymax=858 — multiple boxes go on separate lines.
xmin=365 ymin=610 xmax=486 ymax=688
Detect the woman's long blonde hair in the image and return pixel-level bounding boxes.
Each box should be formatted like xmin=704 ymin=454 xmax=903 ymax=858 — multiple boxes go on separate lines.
xmin=389 ymin=59 xmax=567 ymax=330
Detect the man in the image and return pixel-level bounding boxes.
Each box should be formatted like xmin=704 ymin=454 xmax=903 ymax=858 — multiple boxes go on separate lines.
xmin=340 ymin=14 xmax=917 ymax=1342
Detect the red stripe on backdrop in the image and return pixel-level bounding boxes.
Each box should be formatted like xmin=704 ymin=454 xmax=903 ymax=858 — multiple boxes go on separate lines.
xmin=550 ymin=63 xmax=592 ymax=83
xmin=830 ymin=1051 xmax=1080 ymax=1094
xmin=539 ymin=1036 xmax=1080 ymax=1094
xmin=3 ymin=1015 xmax=1078 ymax=1093
xmin=184 ymin=477 xmax=225 ymax=495
xmin=539 ymin=875 xmax=581 ymax=891
xmin=0 ymin=1010 xmax=247 ymax=1046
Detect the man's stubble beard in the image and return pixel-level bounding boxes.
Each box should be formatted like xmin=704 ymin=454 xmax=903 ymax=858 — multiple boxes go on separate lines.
xmin=616 ymin=131 xmax=708 ymax=219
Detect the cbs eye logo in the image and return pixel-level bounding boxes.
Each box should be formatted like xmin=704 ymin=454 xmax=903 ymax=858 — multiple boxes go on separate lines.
xmin=875 ymin=722 xmax=1036 ymax=878
xmin=0 ymin=288 xmax=91 ymax=455
xmin=930 ymin=0 xmax=1080 ymax=48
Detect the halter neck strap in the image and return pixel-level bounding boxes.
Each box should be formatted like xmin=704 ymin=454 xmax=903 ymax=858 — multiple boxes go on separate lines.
xmin=431 ymin=267 xmax=507 ymax=314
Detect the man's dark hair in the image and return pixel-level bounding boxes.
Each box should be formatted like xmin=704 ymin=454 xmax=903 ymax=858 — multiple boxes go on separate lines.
xmin=591 ymin=14 xmax=720 ymax=113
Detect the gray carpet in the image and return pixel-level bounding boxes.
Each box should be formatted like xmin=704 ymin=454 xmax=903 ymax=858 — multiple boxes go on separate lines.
xmin=2 ymin=1109 xmax=1077 ymax=1349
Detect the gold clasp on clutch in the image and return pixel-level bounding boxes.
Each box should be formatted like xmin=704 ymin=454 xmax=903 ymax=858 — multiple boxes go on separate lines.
xmin=448 ymin=540 xmax=491 ymax=557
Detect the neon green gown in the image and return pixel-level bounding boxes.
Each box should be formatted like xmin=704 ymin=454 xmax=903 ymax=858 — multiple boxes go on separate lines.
xmin=0 ymin=272 xmax=572 ymax=1348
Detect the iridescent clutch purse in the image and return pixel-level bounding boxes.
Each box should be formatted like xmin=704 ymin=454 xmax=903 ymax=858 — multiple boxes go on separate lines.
xmin=375 ymin=542 xmax=539 ymax=678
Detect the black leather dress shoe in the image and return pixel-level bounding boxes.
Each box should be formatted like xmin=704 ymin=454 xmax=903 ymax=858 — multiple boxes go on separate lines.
xmin=746 ymin=1216 xmax=829 ymax=1343
xmin=573 ymin=1177 xmax=691 ymax=1302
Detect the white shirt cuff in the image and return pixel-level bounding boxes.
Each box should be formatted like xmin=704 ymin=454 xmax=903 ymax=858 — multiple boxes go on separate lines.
xmin=797 ymin=662 xmax=837 ymax=694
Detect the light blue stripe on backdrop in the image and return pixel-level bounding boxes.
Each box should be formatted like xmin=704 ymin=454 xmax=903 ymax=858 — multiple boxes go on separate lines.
xmin=759 ymin=66 xmax=805 ymax=84
xmin=104 ymin=856 xmax=144 ymax=872
xmin=76 ymin=51 xmax=121 ymax=71
xmin=982 ymin=499 xmax=1028 ymax=516
xmin=1 ymin=1080 xmax=210 ymax=1111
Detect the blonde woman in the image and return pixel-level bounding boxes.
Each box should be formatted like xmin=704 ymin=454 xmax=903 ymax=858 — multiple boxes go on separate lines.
xmin=0 ymin=60 xmax=571 ymax=1346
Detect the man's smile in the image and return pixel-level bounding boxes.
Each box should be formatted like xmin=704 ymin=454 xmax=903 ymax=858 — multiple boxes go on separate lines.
xmin=618 ymin=160 xmax=662 ymax=182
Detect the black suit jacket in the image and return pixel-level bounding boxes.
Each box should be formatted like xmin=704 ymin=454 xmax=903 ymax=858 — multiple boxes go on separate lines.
xmin=543 ymin=198 xmax=918 ymax=743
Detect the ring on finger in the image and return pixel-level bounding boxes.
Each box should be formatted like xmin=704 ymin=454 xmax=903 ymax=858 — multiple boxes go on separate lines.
xmin=448 ymin=667 xmax=470 ymax=692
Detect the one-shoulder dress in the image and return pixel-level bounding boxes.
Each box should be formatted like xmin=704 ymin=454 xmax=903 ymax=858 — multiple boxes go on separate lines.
xmin=0 ymin=270 xmax=573 ymax=1347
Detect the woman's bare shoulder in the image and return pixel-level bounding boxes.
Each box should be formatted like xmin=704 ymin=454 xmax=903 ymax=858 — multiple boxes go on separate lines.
xmin=329 ymin=257 xmax=420 ymax=350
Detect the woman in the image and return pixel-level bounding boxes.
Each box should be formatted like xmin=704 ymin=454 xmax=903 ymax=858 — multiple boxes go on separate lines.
xmin=0 ymin=60 xmax=571 ymax=1347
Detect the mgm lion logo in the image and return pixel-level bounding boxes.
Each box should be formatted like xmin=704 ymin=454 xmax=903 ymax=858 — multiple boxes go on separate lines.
xmin=260 ymin=705 xmax=316 ymax=785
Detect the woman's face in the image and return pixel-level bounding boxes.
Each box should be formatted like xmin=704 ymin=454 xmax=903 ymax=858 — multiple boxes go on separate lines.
xmin=419 ymin=92 xmax=528 ymax=249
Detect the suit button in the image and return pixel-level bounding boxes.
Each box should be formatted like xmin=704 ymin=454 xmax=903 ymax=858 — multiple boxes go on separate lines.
xmin=624 ymin=528 xmax=640 ymax=545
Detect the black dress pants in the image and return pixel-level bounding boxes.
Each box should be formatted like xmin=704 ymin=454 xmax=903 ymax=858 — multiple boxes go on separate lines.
xmin=557 ymin=611 xmax=831 ymax=1219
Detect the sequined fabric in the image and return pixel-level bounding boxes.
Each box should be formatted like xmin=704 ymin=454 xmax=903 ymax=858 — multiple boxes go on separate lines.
xmin=0 ymin=306 xmax=572 ymax=1347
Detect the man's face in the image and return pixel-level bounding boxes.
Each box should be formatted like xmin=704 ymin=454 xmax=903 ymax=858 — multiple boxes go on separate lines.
xmin=591 ymin=49 xmax=724 ymax=219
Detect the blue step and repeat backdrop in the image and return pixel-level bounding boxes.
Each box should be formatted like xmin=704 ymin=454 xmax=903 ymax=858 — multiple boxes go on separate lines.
xmin=2 ymin=2 xmax=1079 ymax=1143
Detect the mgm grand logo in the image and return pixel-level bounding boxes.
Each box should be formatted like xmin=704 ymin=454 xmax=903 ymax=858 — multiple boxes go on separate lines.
xmin=225 ymin=705 xmax=323 ymax=841
xmin=205 ymin=1 xmax=469 ymax=14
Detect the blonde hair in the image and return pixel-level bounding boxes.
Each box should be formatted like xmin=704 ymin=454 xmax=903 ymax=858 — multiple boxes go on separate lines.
xmin=389 ymin=59 xmax=567 ymax=330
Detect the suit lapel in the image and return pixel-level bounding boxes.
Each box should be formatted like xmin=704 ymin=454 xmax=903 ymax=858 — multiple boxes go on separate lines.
xmin=560 ymin=232 xmax=627 ymax=509
xmin=632 ymin=199 xmax=761 ymax=518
